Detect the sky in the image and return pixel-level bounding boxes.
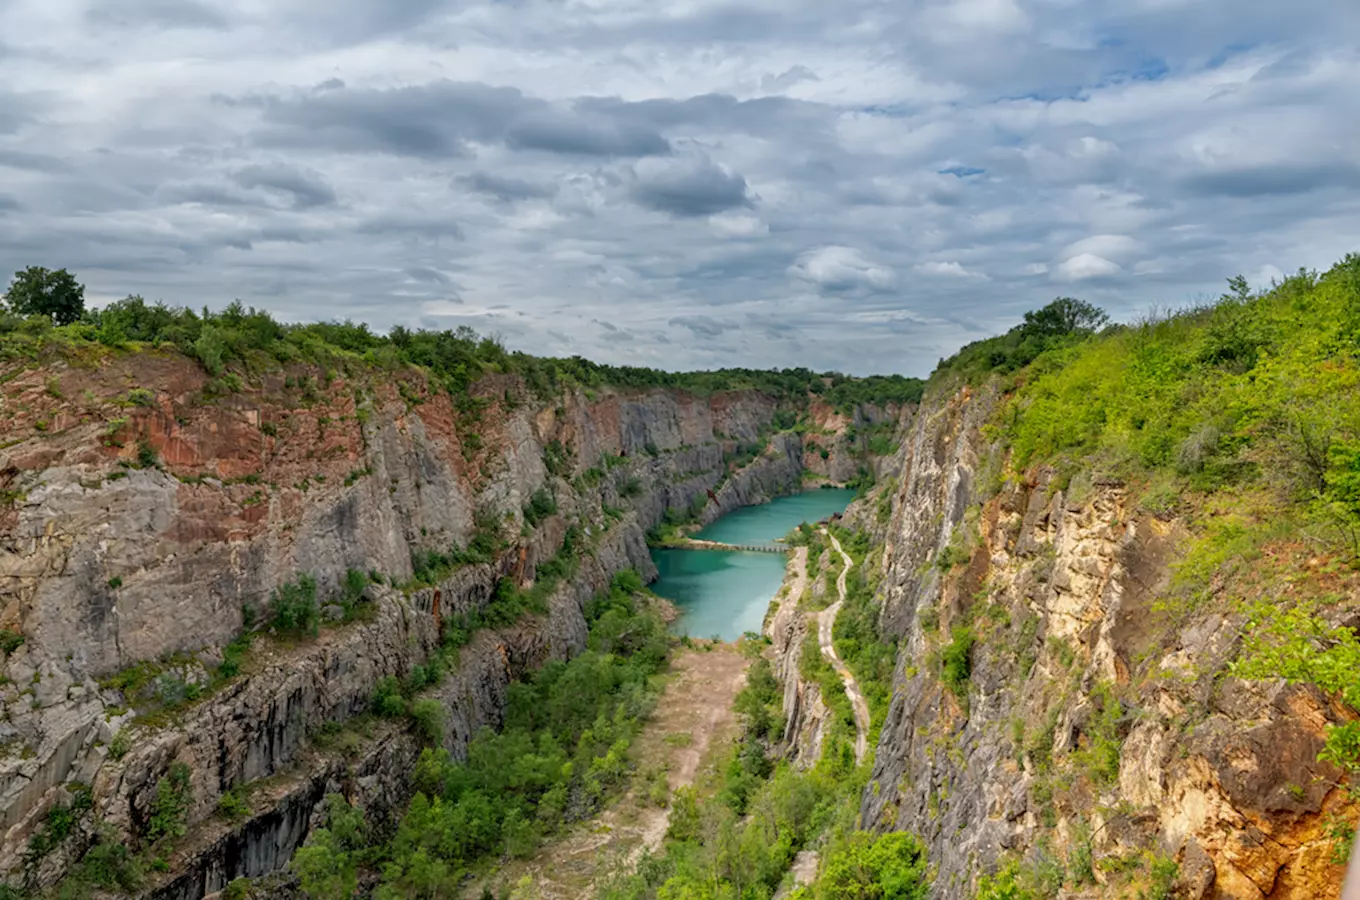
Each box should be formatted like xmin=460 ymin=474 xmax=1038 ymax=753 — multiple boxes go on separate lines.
xmin=1 ymin=1 xmax=1358 ymax=376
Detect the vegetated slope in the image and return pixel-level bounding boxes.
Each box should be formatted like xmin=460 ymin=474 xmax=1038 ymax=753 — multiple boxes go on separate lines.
xmin=850 ymin=256 xmax=1360 ymax=898
xmin=0 ymin=304 xmax=913 ymax=898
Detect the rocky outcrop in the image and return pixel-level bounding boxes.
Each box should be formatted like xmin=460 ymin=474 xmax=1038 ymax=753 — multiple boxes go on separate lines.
xmin=843 ymin=383 xmax=1355 ymax=900
xmin=765 ymin=550 xmax=829 ymax=769
xmin=0 ymin=351 xmax=854 ymax=895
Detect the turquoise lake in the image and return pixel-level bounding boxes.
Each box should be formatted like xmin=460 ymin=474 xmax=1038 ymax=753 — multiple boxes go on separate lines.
xmin=649 ymin=489 xmax=855 ymax=640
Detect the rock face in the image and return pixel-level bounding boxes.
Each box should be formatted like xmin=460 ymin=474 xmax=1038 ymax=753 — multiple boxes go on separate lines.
xmin=0 ymin=354 xmax=884 ymax=895
xmin=841 ymin=383 xmax=1356 ymax=899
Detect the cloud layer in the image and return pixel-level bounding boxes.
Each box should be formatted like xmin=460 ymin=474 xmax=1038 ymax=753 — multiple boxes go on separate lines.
xmin=1 ymin=0 xmax=1357 ymax=375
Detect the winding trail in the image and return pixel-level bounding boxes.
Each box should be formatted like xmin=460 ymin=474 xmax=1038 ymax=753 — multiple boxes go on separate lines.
xmin=819 ymin=530 xmax=871 ymax=764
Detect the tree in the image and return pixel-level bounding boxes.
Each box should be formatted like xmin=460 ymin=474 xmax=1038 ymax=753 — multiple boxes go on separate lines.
xmin=3 ymin=267 xmax=85 ymax=325
xmin=815 ymin=831 xmax=929 ymax=900
xmin=1020 ymin=297 xmax=1108 ymax=339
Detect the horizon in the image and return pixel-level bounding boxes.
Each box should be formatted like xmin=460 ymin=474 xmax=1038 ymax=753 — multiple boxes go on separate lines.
xmin=1 ymin=1 xmax=1358 ymax=376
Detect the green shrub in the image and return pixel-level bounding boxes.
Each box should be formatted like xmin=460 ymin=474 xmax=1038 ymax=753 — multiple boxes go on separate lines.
xmin=125 ymin=387 xmax=155 ymax=407
xmin=135 ymin=438 xmax=159 ymax=469
xmin=371 ymin=677 xmax=408 ymax=718
xmin=523 ymin=487 xmax=558 ymax=525
xmin=813 ymin=831 xmax=928 ymax=900
xmin=941 ymin=626 xmax=975 ymax=699
xmin=0 ymin=629 xmax=23 ymax=655
xmin=75 ymin=837 xmax=143 ymax=891
xmin=146 ymin=762 xmax=192 ymax=845
xmin=194 ymin=325 xmax=227 ymax=376
xmin=268 ymin=574 xmax=319 ymax=637
xmin=410 ymin=698 xmax=445 ymax=745
xmin=217 ymin=787 xmax=250 ymax=822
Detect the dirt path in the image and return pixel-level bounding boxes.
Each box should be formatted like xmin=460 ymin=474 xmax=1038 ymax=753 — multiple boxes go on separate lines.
xmin=820 ymin=530 xmax=871 ymax=764
xmin=466 ymin=643 xmax=749 ymax=899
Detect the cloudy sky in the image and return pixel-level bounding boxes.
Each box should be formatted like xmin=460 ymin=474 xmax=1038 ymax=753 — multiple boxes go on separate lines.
xmin=1 ymin=1 xmax=1358 ymax=376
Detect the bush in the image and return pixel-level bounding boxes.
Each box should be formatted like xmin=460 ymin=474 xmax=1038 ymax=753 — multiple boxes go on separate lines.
xmin=217 ymin=787 xmax=250 ymax=822
xmin=814 ymin=831 xmax=929 ymax=900
xmin=372 ymin=676 xmax=408 ymax=718
xmin=523 ymin=487 xmax=558 ymax=526
xmin=76 ymin=837 xmax=143 ymax=892
xmin=108 ymin=730 xmax=132 ymax=761
xmin=940 ymin=626 xmax=975 ymax=699
xmin=146 ymin=762 xmax=192 ymax=845
xmin=268 ymin=574 xmax=319 ymax=637
xmin=194 ymin=324 xmax=228 ymax=376
xmin=136 ymin=438 xmax=159 ymax=469
xmin=410 ymin=698 xmax=445 ymax=745
xmin=0 ymin=629 xmax=23 ymax=655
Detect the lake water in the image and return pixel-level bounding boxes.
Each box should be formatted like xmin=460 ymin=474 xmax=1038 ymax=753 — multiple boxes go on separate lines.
xmin=649 ymin=488 xmax=856 ymax=640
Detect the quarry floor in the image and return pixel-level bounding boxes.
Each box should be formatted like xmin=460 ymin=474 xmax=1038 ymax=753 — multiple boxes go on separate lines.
xmin=461 ymin=640 xmax=751 ymax=900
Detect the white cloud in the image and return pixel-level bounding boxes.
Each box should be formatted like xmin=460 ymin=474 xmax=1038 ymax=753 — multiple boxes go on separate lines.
xmin=1250 ymin=264 xmax=1285 ymax=289
xmin=1060 ymin=235 xmax=1141 ymax=264
xmin=914 ymin=261 xmax=987 ymax=279
xmin=789 ymin=246 xmax=896 ymax=293
xmin=709 ymin=212 xmax=769 ymax=238
xmin=1056 ymin=253 xmax=1123 ymax=282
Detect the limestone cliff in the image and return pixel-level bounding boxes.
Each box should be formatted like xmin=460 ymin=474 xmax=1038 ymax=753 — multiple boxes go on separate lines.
xmin=0 ymin=351 xmax=874 ymax=896
xmin=841 ymin=383 xmax=1356 ymax=899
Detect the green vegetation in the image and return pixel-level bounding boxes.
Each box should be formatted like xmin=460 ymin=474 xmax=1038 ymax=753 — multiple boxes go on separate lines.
xmin=2 ymin=267 xmax=85 ymax=326
xmin=406 ymin=507 xmax=504 ymax=588
xmin=263 ymin=573 xmax=320 ymax=638
xmin=523 ymin=487 xmax=558 ymax=526
xmin=931 ymin=296 xmax=1108 ymax=385
xmin=1 ymin=278 xmax=922 ymax=424
xmin=828 ymin=527 xmax=898 ymax=720
xmin=0 ymin=629 xmax=24 ymax=655
xmin=289 ymin=571 xmax=669 ymax=895
xmin=991 ymin=261 xmax=1360 ymax=562
xmin=1235 ymin=603 xmax=1360 ymax=858
xmin=805 ymin=831 xmax=928 ymax=900
xmin=146 ymin=762 xmax=193 ymax=845
xmin=940 ymin=626 xmax=974 ymax=701
xmin=822 ymin=374 xmax=924 ymax=412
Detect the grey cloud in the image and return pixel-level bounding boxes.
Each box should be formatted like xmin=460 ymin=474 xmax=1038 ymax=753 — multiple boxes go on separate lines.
xmin=231 ymin=164 xmax=339 ymax=208
xmin=1183 ymin=163 xmax=1360 ymax=197
xmin=158 ymin=183 xmax=262 ymax=208
xmin=0 ymin=194 xmax=19 ymax=212
xmin=0 ymin=149 xmax=70 ymax=173
xmin=761 ymin=65 xmax=820 ymax=93
xmin=668 ymin=315 xmax=731 ymax=338
xmin=406 ymin=267 xmax=451 ymax=284
xmin=629 ymin=157 xmax=752 ymax=217
xmin=457 ymin=172 xmax=558 ymax=202
xmin=86 ymin=0 xmax=230 ymax=30
xmin=250 ymin=81 xmax=523 ymax=158
xmin=357 ymin=212 xmax=464 ymax=241
xmin=506 ymin=112 xmax=670 ymax=157
xmin=247 ymin=80 xmax=669 ymax=160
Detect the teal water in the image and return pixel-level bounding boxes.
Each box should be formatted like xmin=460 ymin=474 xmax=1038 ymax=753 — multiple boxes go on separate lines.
xmin=650 ymin=489 xmax=855 ymax=640
xmin=694 ymin=488 xmax=855 ymax=544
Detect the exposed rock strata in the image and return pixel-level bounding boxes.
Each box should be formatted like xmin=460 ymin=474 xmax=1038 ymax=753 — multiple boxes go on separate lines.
xmin=0 ymin=354 xmax=889 ymax=895
xmin=813 ymin=383 xmax=1358 ymax=900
